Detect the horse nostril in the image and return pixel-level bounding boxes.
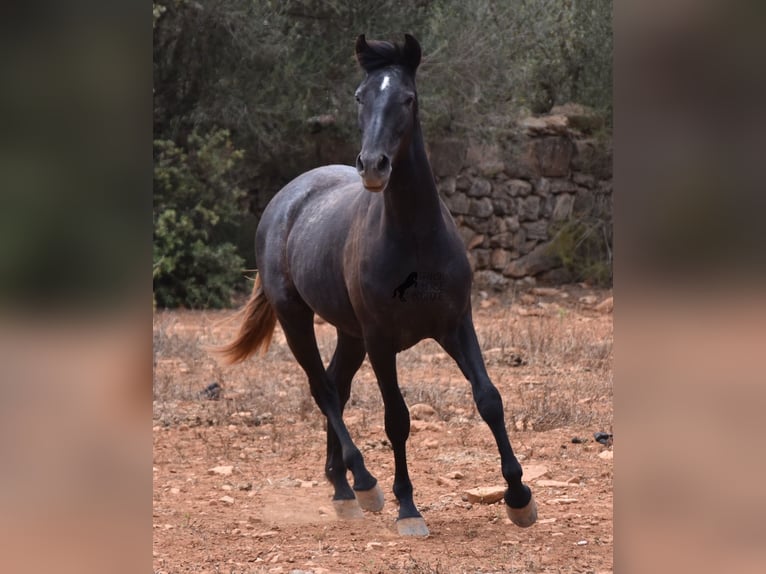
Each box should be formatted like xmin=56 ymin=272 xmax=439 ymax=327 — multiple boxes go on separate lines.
xmin=377 ymin=155 xmax=390 ymax=172
xmin=355 ymin=154 xmax=364 ymax=173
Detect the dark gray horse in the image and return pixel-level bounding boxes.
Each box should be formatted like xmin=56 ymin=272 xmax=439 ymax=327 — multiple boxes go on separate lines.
xmin=218 ymin=34 xmax=537 ymax=536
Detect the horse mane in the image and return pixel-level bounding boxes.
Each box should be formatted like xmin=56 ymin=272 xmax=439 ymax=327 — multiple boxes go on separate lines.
xmin=355 ymin=34 xmax=421 ymax=74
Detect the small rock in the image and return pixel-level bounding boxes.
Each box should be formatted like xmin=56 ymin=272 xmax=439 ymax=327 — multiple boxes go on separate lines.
xmin=537 ymin=480 xmax=580 ymax=488
xmin=594 ymin=431 xmax=613 ymax=445
xmin=219 ymin=495 xmax=235 ymax=505
xmin=522 ymin=464 xmax=550 ymax=481
xmin=365 ymin=542 xmax=383 ymax=551
xmin=409 ymin=403 xmax=439 ymax=421
xmin=576 ymin=540 xmax=588 ymax=546
xmin=566 ymin=476 xmax=581 ymax=484
xmin=549 ymin=497 xmax=578 ymax=504
xmin=447 ymin=471 xmax=465 ymax=480
xmin=208 ymin=465 xmax=233 ymax=476
xmin=464 ymin=486 xmax=506 ymax=504
xmin=537 ymin=518 xmax=557 ymax=524
xmin=579 ymin=295 xmax=598 ymax=306
xmin=598 ymin=450 xmax=614 ymax=460
xmin=531 ymin=287 xmax=561 ymax=297
xmin=423 ymin=438 xmax=439 ymax=449
xmin=299 ymin=480 xmax=316 ymax=488
xmin=571 ymin=436 xmax=586 ymax=443
xmin=221 ymin=484 xmax=233 ymax=491
xmin=255 ymin=530 xmax=279 ymax=538
xmin=200 ymin=382 xmax=221 ymax=400
xmin=437 ymin=476 xmax=458 ymax=488
xmin=237 ymin=482 xmax=253 ymax=491
xmin=170 ymin=487 xmax=180 ymax=494
xmin=595 ymin=296 xmax=614 ymax=313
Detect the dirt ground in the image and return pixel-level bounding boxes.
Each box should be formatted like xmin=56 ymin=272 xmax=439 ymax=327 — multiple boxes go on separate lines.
xmin=153 ymin=285 xmax=613 ymax=574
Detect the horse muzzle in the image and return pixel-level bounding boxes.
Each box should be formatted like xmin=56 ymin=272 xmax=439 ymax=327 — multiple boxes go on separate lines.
xmin=356 ymin=152 xmax=391 ymax=192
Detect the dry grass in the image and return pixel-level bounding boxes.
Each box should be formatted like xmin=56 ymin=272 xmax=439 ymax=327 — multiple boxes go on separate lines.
xmin=153 ymin=293 xmax=613 ymax=436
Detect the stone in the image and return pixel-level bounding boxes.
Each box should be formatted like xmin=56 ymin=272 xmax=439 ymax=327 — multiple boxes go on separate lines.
xmin=445 ymin=192 xmax=470 ymax=215
xmin=579 ymin=295 xmax=598 ymax=306
xmin=447 ymin=471 xmax=465 ymax=480
xmin=467 ymin=177 xmax=492 ymax=197
xmin=365 ymin=542 xmax=384 ymax=551
xmin=505 ymin=215 xmax=520 ymax=232
xmin=523 ymin=221 xmax=548 ymax=241
xmin=549 ymin=498 xmax=578 ymax=504
xmin=490 ymin=249 xmax=511 ymax=270
xmin=549 ymin=179 xmax=578 ymax=194
xmin=489 ymin=215 xmax=508 ymax=235
xmin=492 ymin=197 xmax=514 ymax=216
xmin=478 ymin=160 xmax=505 ymax=177
xmin=507 ymin=179 xmax=532 ymax=197
xmin=469 ymin=197 xmax=494 ymax=218
xmin=503 ymin=242 xmax=561 ymax=278
xmin=535 ymin=178 xmax=552 ymax=197
xmin=598 ymin=450 xmax=614 ymax=460
xmin=429 ymin=139 xmax=467 ymax=178
xmin=519 ymin=115 xmax=569 ymax=135
xmin=219 ymin=495 xmax=235 ymax=505
xmin=208 ymin=465 xmax=233 ymax=476
xmin=464 ymin=486 xmax=506 ymax=504
xmin=549 ymin=103 xmax=604 ymax=132
xmin=437 ymin=476 xmax=458 ymax=489
xmin=519 ymin=196 xmax=541 ymax=222
xmin=573 ymin=172 xmax=596 ymax=188
xmin=596 ymin=296 xmax=614 ymax=313
xmin=552 ymin=194 xmax=575 ymax=221
xmin=521 ymin=464 xmax=550 ymax=481
xmin=534 ymin=137 xmax=574 ymax=177
xmin=467 ymin=234 xmax=485 ymax=250
xmin=409 ymin=403 xmax=439 ymax=421
xmin=473 ymin=248 xmax=491 ymax=269
xmin=490 ymin=232 xmax=515 ymax=249
xmin=473 ymin=270 xmax=509 ymax=291
xmin=437 ymin=176 xmax=456 ymax=197
xmin=536 ymin=480 xmax=580 ymax=488
xmin=423 ymin=438 xmax=439 ymax=449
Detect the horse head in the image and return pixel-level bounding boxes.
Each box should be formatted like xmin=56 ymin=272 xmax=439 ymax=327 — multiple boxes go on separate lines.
xmin=354 ymin=34 xmax=422 ymax=192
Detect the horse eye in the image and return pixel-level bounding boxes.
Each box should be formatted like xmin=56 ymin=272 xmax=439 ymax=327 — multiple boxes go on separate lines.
xmin=404 ymin=95 xmax=415 ymax=107
xmin=355 ymin=93 xmax=362 ymax=104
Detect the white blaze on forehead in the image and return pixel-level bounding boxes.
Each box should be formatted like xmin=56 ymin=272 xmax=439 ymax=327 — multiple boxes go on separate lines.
xmin=380 ymin=75 xmax=390 ymax=91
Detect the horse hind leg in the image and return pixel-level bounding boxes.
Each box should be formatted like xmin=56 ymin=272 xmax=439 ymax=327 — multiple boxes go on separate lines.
xmin=273 ymin=301 xmax=381 ymax=516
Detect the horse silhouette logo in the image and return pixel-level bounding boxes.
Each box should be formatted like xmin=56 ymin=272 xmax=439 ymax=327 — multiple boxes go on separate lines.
xmin=392 ymin=272 xmax=418 ymax=302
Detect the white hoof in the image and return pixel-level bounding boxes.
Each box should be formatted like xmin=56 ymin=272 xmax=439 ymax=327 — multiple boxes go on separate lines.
xmin=355 ymin=484 xmax=385 ymax=512
xmin=506 ymin=493 xmax=538 ymax=528
xmin=332 ymin=498 xmax=364 ymax=519
xmin=396 ymin=516 xmax=430 ymax=537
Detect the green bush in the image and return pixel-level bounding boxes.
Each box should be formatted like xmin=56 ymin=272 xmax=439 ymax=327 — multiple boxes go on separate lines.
xmin=153 ymin=129 xmax=246 ymax=308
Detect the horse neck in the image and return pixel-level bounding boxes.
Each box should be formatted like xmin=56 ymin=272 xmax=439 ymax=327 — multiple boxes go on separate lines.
xmin=382 ymin=122 xmax=443 ymax=234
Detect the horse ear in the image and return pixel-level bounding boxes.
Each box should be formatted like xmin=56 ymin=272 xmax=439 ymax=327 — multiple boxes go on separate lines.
xmin=403 ymin=34 xmax=421 ymax=72
xmin=355 ymin=34 xmax=369 ymax=65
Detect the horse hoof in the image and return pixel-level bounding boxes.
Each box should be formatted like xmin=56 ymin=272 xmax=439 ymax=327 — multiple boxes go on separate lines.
xmin=355 ymin=484 xmax=385 ymax=512
xmin=396 ymin=517 xmax=430 ymax=537
xmin=332 ymin=498 xmax=364 ymax=519
xmin=506 ymin=493 xmax=538 ymax=528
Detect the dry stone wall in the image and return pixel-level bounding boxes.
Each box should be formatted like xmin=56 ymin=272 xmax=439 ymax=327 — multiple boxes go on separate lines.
xmin=429 ymin=104 xmax=612 ymax=289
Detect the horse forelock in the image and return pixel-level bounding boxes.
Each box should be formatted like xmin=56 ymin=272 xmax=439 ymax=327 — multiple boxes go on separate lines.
xmin=356 ymin=38 xmax=417 ymax=75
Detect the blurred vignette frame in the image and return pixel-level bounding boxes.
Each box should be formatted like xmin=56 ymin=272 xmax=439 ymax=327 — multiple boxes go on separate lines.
xmin=0 ymin=2 xmax=150 ymax=574
xmin=615 ymin=1 xmax=766 ymax=573
xmin=0 ymin=1 xmax=765 ymax=573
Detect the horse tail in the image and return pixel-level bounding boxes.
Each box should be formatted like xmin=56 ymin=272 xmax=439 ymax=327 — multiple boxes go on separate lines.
xmin=213 ymin=273 xmax=277 ymax=364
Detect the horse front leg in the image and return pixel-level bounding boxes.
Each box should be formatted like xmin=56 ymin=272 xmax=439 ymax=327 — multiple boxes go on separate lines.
xmin=365 ymin=341 xmax=429 ymax=536
xmin=438 ymin=314 xmax=537 ymax=528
